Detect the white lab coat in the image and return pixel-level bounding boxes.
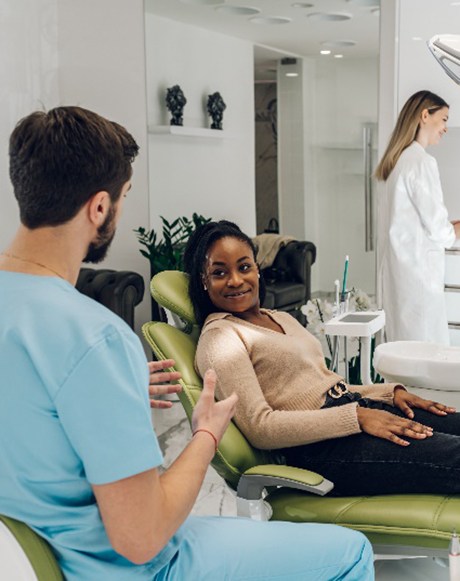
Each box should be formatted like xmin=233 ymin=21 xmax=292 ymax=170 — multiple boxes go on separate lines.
xmin=377 ymin=141 xmax=455 ymax=344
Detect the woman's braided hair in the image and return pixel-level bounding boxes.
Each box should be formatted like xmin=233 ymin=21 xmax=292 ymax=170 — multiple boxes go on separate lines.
xmin=183 ymin=220 xmax=265 ymax=326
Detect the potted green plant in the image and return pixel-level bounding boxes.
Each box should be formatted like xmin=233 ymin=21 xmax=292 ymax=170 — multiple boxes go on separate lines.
xmin=134 ymin=213 xmax=211 ymax=320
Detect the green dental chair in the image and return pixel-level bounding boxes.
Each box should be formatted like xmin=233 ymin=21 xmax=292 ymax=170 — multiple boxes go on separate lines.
xmin=0 ymin=515 xmax=63 ymax=580
xmin=143 ymin=270 xmax=460 ymax=559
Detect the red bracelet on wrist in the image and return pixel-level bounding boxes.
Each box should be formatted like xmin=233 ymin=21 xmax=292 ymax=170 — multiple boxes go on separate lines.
xmin=193 ymin=428 xmax=218 ymax=453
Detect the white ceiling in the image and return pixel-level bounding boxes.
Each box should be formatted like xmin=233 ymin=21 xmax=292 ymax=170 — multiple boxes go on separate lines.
xmin=145 ymin=0 xmax=380 ymax=79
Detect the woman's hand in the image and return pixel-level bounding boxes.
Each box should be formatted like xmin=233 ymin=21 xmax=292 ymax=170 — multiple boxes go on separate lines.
xmin=148 ymin=359 xmax=182 ymax=409
xmin=356 ymin=406 xmax=433 ymax=446
xmin=393 ymin=386 xmax=455 ymax=418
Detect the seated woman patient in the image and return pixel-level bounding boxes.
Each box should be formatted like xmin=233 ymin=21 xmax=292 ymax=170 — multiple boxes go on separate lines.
xmin=184 ymin=220 xmax=460 ymax=497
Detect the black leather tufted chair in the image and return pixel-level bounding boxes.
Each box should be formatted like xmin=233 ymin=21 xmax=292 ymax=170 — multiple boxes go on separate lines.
xmin=76 ymin=268 xmax=145 ymax=329
xmin=261 ymin=241 xmax=316 ymax=325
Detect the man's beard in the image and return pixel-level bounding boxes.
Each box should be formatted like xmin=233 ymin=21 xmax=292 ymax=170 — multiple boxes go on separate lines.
xmin=83 ymin=204 xmax=116 ymax=264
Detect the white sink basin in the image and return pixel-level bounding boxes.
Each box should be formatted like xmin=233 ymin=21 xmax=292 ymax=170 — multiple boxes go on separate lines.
xmin=373 ymin=341 xmax=460 ymax=392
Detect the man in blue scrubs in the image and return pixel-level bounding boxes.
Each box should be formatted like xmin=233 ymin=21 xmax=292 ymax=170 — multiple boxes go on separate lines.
xmin=0 ymin=106 xmax=374 ymax=580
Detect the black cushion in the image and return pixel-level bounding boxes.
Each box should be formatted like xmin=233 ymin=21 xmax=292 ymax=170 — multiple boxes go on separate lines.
xmin=263 ymin=282 xmax=306 ymax=309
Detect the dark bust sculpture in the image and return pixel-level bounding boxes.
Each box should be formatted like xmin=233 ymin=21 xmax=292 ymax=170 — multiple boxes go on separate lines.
xmin=165 ymin=85 xmax=187 ymax=126
xmin=207 ymin=92 xmax=227 ymax=130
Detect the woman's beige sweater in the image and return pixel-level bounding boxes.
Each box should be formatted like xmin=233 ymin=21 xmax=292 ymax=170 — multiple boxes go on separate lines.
xmin=195 ymin=309 xmax=397 ymax=450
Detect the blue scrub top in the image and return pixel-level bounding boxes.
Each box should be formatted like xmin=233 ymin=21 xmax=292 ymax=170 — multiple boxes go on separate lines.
xmin=0 ymin=272 xmax=183 ymax=580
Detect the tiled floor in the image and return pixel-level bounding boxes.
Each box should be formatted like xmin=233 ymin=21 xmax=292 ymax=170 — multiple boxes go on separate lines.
xmin=152 ymin=403 xmax=449 ymax=581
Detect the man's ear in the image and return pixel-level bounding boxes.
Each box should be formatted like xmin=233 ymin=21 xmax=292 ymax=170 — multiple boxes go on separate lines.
xmin=87 ymin=191 xmax=111 ymax=226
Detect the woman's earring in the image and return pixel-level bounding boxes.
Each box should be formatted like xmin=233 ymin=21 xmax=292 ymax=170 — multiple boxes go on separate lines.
xmin=257 ymin=273 xmax=260 ymax=279
xmin=203 ymin=283 xmax=208 ymax=291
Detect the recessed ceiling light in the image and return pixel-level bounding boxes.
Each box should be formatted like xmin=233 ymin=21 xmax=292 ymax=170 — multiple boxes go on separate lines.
xmin=451 ymin=1 xmax=460 ymax=4
xmin=321 ymin=40 xmax=356 ymax=48
xmin=215 ymin=5 xmax=260 ymax=16
xmin=249 ymin=16 xmax=291 ymax=25
xmin=291 ymin=2 xmax=314 ymax=7
xmin=412 ymin=37 xmax=423 ymax=41
xmin=179 ymin=0 xmax=224 ymax=4
xmin=334 ymin=54 xmax=344 ymax=58
xmin=320 ymin=50 xmax=331 ymax=55
xmin=307 ymin=12 xmax=352 ymax=21
xmin=286 ymin=72 xmax=299 ymax=77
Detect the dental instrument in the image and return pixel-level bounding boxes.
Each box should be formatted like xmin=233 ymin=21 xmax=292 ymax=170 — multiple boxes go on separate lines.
xmin=341 ymin=256 xmax=349 ymax=303
xmin=334 ymin=279 xmax=340 ymax=313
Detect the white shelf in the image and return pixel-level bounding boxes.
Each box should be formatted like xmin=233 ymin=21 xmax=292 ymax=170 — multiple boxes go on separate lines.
xmin=148 ymin=125 xmax=225 ymax=138
xmin=325 ymin=310 xmax=385 ymax=337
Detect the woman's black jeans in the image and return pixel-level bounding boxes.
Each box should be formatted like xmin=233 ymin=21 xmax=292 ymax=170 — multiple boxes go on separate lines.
xmin=282 ymin=399 xmax=460 ymax=496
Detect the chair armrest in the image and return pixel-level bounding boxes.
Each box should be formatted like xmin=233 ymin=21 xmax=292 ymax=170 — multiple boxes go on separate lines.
xmin=237 ymin=464 xmax=334 ymax=500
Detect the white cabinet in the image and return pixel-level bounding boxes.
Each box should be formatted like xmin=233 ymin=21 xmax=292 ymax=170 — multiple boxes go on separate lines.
xmin=446 ymin=249 xmax=460 ymax=345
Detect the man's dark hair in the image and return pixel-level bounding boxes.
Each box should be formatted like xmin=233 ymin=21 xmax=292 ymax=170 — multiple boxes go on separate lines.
xmin=9 ymin=106 xmax=139 ymax=228
xmin=183 ymin=220 xmax=265 ymax=326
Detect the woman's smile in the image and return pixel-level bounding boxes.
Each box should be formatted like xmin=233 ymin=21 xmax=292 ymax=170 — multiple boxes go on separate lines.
xmin=224 ymin=289 xmax=251 ymax=299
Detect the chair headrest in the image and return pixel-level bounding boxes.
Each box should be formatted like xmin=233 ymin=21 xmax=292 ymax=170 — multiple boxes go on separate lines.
xmin=150 ymin=271 xmax=196 ymax=326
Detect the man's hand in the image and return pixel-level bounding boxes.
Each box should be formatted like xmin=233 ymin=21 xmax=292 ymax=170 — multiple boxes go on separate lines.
xmin=356 ymin=406 xmax=433 ymax=446
xmin=95 ymin=368 xmax=236 ymax=564
xmin=393 ymin=386 xmax=455 ymax=419
xmin=148 ymin=359 xmax=181 ymax=409
xmin=192 ymin=369 xmax=238 ymax=444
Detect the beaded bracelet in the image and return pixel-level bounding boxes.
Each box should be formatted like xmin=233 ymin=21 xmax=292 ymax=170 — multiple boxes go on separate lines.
xmin=192 ymin=428 xmax=218 ymax=453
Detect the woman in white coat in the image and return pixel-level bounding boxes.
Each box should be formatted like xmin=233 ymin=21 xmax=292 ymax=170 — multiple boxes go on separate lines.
xmin=375 ymin=90 xmax=460 ymax=344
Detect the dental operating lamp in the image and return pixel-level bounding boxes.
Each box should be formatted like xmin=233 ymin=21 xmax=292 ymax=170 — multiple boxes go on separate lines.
xmin=428 ymin=34 xmax=460 ymax=85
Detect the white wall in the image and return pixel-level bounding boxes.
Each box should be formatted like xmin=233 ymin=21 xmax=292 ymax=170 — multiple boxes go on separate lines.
xmin=56 ymin=0 xmax=151 ymax=332
xmin=277 ymin=58 xmax=305 ymax=240
xmin=379 ymin=0 xmax=460 ymax=344
xmin=144 ymin=14 xmax=256 ymax=236
xmin=0 ymin=0 xmax=59 ymax=252
xmin=388 ymin=0 xmax=460 ymax=220
xmin=301 ymin=57 xmax=379 ymax=295
xmin=377 ymin=0 xmax=398 ymax=156
xmin=0 ymin=0 xmax=152 ymax=335
xmin=379 ymin=0 xmax=460 ymax=146
xmin=397 ymin=0 xmax=460 ymax=126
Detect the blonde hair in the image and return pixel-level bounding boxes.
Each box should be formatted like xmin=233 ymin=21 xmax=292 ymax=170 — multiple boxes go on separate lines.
xmin=374 ymin=90 xmax=449 ymax=181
